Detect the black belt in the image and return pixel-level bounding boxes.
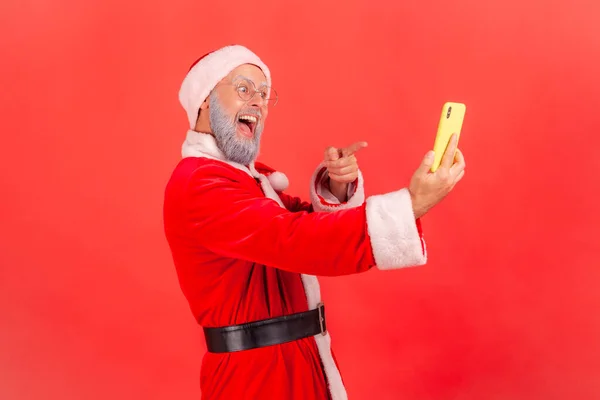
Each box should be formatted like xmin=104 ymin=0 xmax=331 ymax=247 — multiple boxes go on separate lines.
xmin=203 ymin=303 xmax=327 ymax=353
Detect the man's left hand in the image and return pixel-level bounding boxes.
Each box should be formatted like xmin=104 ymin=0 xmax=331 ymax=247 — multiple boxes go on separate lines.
xmin=323 ymin=141 xmax=368 ymax=202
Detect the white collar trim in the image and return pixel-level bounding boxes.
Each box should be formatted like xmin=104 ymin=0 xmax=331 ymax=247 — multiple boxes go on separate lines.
xmin=181 ymin=130 xmax=285 ymax=207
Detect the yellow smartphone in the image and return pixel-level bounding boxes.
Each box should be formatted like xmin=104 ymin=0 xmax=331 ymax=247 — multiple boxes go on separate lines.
xmin=431 ymin=102 xmax=466 ymax=172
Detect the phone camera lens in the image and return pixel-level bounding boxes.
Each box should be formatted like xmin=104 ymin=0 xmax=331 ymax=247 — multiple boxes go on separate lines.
xmin=446 ymin=106 xmax=452 ymax=119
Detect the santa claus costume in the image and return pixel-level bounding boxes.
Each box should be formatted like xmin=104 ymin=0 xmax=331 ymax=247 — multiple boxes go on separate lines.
xmin=163 ymin=45 xmax=427 ymax=400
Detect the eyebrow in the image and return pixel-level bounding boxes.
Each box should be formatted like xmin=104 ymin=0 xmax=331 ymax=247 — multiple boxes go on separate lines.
xmin=231 ymin=74 xmax=268 ymax=87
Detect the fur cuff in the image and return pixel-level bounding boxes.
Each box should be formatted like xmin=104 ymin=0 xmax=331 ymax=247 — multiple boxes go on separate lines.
xmin=365 ymin=188 xmax=427 ymax=269
xmin=309 ymin=162 xmax=365 ymax=212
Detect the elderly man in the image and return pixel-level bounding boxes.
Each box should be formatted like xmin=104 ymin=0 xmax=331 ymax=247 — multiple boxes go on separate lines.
xmin=163 ymin=45 xmax=465 ymax=400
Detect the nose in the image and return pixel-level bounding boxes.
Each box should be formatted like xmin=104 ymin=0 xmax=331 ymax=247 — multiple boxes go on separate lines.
xmin=248 ymin=92 xmax=267 ymax=108
xmin=247 ymin=96 xmax=268 ymax=119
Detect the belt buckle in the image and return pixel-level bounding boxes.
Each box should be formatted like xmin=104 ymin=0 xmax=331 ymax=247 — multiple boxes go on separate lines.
xmin=317 ymin=302 xmax=326 ymax=336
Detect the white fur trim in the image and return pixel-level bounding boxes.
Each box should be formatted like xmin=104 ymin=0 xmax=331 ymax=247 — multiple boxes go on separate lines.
xmin=182 ymin=130 xmax=223 ymax=159
xmin=181 ymin=130 xmax=347 ymax=399
xmin=300 ymin=274 xmax=347 ymax=400
xmin=309 ymin=162 xmax=365 ymax=212
xmin=248 ymin=164 xmax=285 ymax=208
xmin=181 ymin=130 xmax=253 ymax=177
xmin=267 ymin=171 xmax=289 ymax=192
xmin=365 ymin=188 xmax=427 ymax=269
xmin=179 ymin=45 xmax=272 ymax=129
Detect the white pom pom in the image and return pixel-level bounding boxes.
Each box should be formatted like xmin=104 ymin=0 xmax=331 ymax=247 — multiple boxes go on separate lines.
xmin=267 ymin=171 xmax=289 ymax=192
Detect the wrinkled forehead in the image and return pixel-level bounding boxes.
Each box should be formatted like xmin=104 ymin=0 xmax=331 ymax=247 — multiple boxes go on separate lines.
xmin=224 ymin=64 xmax=268 ymax=87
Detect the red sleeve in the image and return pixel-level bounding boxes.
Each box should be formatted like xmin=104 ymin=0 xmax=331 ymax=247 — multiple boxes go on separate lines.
xmin=185 ymin=163 xmax=376 ymax=277
xmin=278 ymin=192 xmax=314 ymax=213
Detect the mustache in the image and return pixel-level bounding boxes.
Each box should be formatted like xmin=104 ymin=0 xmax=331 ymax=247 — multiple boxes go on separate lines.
xmin=236 ymin=108 xmax=262 ymax=120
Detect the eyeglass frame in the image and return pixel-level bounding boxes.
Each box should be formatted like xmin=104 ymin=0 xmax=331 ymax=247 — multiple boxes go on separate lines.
xmin=214 ymin=77 xmax=279 ymax=107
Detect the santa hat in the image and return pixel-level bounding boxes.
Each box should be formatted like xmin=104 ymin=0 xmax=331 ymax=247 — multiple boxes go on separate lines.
xmin=179 ymin=45 xmax=272 ymax=129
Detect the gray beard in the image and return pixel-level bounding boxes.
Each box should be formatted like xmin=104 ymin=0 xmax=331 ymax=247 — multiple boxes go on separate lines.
xmin=209 ymin=93 xmax=263 ymax=166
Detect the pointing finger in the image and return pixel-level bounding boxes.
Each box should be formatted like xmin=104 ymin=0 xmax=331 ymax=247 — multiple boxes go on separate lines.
xmin=341 ymin=141 xmax=368 ymax=157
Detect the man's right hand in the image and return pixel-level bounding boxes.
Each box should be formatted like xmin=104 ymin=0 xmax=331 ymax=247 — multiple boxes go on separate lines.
xmin=408 ymin=134 xmax=466 ymax=219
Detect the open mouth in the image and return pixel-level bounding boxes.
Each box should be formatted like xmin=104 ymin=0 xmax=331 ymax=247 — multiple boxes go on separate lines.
xmin=237 ymin=115 xmax=258 ymax=138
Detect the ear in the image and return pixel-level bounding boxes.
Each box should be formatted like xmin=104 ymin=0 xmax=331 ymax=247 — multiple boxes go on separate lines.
xmin=200 ymin=98 xmax=209 ymax=110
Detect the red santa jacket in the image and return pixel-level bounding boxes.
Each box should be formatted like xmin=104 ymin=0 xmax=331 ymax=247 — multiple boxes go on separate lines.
xmin=163 ymin=130 xmax=427 ymax=400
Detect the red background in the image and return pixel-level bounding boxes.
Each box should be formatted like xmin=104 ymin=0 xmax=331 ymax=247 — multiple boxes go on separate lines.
xmin=1 ymin=0 xmax=599 ymax=399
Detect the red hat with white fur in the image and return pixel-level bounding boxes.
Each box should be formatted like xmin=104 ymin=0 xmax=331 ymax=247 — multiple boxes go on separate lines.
xmin=179 ymin=45 xmax=272 ymax=129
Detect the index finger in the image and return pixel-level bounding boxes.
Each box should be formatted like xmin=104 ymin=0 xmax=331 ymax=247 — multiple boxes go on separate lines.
xmin=440 ymin=134 xmax=458 ymax=170
xmin=341 ymin=141 xmax=368 ymax=157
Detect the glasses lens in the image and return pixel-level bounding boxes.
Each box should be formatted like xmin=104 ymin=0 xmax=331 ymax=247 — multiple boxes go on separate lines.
xmin=236 ymin=79 xmax=278 ymax=106
xmin=236 ymin=80 xmax=253 ymax=101
xmin=264 ymin=87 xmax=278 ymax=106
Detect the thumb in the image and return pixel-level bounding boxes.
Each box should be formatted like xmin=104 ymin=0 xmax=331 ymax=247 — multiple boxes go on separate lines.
xmin=325 ymin=146 xmax=340 ymax=161
xmin=416 ymin=150 xmax=435 ymax=175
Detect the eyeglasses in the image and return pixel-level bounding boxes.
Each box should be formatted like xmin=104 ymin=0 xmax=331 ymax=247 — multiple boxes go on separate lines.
xmin=219 ymin=78 xmax=278 ymax=107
